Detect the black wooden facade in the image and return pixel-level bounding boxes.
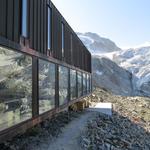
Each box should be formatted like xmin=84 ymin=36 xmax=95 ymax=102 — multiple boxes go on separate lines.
xmin=0 ymin=0 xmax=91 ymax=73
xmin=0 ymin=0 xmax=92 ymax=142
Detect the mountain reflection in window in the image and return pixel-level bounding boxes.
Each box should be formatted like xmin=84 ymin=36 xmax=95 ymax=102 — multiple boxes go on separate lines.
xmin=59 ymin=66 xmax=68 ymax=105
xmin=87 ymin=74 xmax=90 ymax=93
xmin=70 ymin=69 xmax=76 ymax=100
xmin=83 ymin=73 xmax=87 ymax=95
xmin=0 ymin=46 xmax=32 ymax=131
xmin=39 ymin=59 xmax=55 ymax=114
xmin=77 ymin=72 xmax=82 ymax=97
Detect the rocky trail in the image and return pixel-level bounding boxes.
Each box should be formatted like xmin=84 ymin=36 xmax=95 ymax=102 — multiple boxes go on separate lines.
xmin=46 ymin=111 xmax=97 ymax=150
xmin=0 ymin=88 xmax=150 ymax=150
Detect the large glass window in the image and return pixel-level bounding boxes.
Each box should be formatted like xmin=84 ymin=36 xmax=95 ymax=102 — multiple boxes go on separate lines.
xmin=70 ymin=69 xmax=76 ymax=100
xmin=47 ymin=6 xmax=52 ymax=50
xmin=77 ymin=72 xmax=82 ymax=97
xmin=61 ymin=23 xmax=65 ymax=59
xmin=21 ymin=0 xmax=28 ymax=37
xmin=0 ymin=46 xmax=32 ymax=131
xmin=83 ymin=73 xmax=87 ymax=95
xmin=89 ymin=75 xmax=92 ymax=92
xmin=39 ymin=59 xmax=55 ymax=114
xmin=59 ymin=66 xmax=68 ymax=105
xmin=87 ymin=74 xmax=90 ymax=94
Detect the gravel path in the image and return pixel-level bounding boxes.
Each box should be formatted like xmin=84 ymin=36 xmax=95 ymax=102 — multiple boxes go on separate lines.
xmin=46 ymin=111 xmax=97 ymax=150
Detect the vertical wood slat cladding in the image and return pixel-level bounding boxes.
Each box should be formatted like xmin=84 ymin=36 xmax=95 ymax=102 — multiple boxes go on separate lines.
xmin=40 ymin=0 xmax=44 ymax=53
xmin=33 ymin=0 xmax=37 ymax=50
xmin=37 ymin=0 xmax=41 ymax=52
xmin=29 ymin=0 xmax=34 ymax=49
xmin=64 ymin=26 xmax=71 ymax=64
xmin=0 ymin=0 xmax=7 ymax=37
xmin=52 ymin=4 xmax=62 ymax=60
xmin=0 ymin=0 xmax=20 ymax=42
xmin=13 ymin=0 xmax=20 ymax=43
xmin=0 ymin=0 xmax=92 ymax=73
xmin=7 ymin=0 xmax=14 ymax=40
xmin=43 ymin=0 xmax=47 ymax=54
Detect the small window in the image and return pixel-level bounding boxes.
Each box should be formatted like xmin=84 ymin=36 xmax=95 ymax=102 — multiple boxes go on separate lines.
xmin=21 ymin=0 xmax=28 ymax=37
xmin=47 ymin=6 xmax=52 ymax=50
xmin=61 ymin=23 xmax=65 ymax=58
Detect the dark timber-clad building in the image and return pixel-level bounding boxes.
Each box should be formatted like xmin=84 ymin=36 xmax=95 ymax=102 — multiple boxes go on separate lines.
xmin=0 ymin=0 xmax=92 ymax=141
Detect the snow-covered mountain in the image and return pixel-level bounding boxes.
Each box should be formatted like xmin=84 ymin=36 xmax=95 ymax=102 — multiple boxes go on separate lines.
xmin=78 ymin=32 xmax=150 ymax=97
xmin=77 ymin=32 xmax=134 ymax=96
xmin=113 ymin=46 xmax=150 ymax=96
xmin=77 ymin=32 xmax=121 ymax=54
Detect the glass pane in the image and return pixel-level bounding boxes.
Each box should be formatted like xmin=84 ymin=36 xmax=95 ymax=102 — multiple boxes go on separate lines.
xmin=22 ymin=0 xmax=28 ymax=37
xmin=83 ymin=73 xmax=87 ymax=95
xmin=47 ymin=6 xmax=52 ymax=50
xmin=89 ymin=75 xmax=92 ymax=92
xmin=61 ymin=23 xmax=65 ymax=58
xmin=0 ymin=46 xmax=32 ymax=131
xmin=39 ymin=59 xmax=55 ymax=114
xmin=70 ymin=69 xmax=76 ymax=100
xmin=77 ymin=72 xmax=82 ymax=97
xmin=59 ymin=66 xmax=68 ymax=105
xmin=87 ymin=74 xmax=89 ymax=94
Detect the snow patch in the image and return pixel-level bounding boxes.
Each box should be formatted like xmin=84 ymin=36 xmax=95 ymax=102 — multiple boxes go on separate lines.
xmin=96 ymin=70 xmax=103 ymax=76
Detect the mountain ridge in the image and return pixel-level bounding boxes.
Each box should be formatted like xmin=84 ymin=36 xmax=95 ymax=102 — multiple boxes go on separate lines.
xmin=77 ymin=32 xmax=150 ymax=97
xmin=77 ymin=32 xmax=121 ymax=54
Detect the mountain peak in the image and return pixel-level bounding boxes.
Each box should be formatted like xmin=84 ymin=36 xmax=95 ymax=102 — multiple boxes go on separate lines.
xmin=77 ymin=32 xmax=121 ymax=54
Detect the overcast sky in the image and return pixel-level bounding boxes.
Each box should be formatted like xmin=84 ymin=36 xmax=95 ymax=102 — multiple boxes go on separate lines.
xmin=52 ymin=0 xmax=150 ymax=49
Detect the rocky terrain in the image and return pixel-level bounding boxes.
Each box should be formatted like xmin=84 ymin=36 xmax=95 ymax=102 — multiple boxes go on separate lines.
xmin=81 ymin=88 xmax=150 ymax=150
xmin=0 ymin=111 xmax=83 ymax=150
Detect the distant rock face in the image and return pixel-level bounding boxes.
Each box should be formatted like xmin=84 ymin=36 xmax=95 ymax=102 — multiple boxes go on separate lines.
xmin=77 ymin=32 xmax=133 ymax=96
xmin=78 ymin=32 xmax=150 ymax=97
xmin=92 ymin=56 xmax=133 ymax=96
xmin=113 ymin=46 xmax=150 ymax=96
xmin=77 ymin=32 xmax=121 ymax=54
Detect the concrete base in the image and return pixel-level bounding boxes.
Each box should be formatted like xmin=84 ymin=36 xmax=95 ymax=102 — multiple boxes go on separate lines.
xmin=87 ymin=103 xmax=112 ymax=116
